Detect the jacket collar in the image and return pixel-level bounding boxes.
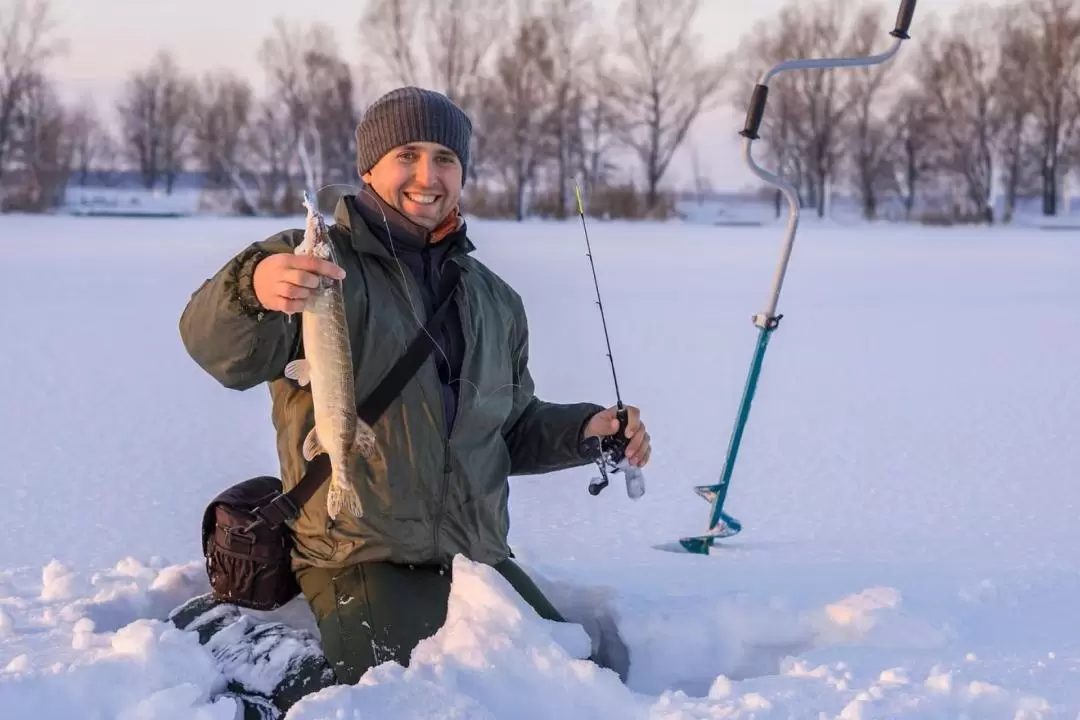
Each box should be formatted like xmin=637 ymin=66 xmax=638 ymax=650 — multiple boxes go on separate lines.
xmin=333 ymin=186 xmax=475 ymax=261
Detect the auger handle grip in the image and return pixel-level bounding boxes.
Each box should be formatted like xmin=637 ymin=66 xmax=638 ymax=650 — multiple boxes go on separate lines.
xmin=740 ymin=84 xmax=769 ymax=140
xmin=891 ymin=0 xmax=916 ymax=39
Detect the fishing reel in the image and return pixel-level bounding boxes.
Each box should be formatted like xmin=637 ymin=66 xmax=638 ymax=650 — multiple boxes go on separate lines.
xmin=585 ymin=406 xmax=646 ymax=500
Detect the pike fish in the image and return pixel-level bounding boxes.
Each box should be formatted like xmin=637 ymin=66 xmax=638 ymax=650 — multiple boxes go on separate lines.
xmin=283 ymin=191 xmax=375 ymax=520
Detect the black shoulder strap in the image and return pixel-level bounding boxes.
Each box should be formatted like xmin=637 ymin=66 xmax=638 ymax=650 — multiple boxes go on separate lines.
xmin=253 ymin=262 xmax=463 ymax=528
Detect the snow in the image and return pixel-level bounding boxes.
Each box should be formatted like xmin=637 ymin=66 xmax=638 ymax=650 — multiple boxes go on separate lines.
xmin=2 ymin=211 xmax=1079 ymax=718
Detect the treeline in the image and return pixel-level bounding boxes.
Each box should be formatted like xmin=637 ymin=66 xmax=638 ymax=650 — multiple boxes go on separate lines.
xmin=735 ymin=0 xmax=1080 ymax=223
xmin=1 ymin=0 xmax=1078 ymax=223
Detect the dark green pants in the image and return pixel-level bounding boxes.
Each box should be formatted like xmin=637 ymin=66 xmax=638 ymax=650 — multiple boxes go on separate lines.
xmin=297 ymin=559 xmax=567 ymax=684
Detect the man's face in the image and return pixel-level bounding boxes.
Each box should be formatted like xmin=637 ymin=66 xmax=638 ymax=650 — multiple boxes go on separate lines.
xmin=362 ymin=141 xmax=463 ymax=229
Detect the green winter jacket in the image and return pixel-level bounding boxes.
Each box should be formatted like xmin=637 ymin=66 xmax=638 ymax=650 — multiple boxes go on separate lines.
xmin=179 ymin=195 xmax=604 ymax=572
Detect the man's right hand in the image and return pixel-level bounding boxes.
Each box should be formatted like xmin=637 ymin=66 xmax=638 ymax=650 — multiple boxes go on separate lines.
xmin=253 ymin=252 xmax=346 ymax=314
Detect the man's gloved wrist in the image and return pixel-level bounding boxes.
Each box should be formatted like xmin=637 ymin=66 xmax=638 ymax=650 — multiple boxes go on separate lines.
xmin=576 ymin=407 xmax=605 ymax=459
xmin=230 ymin=247 xmax=271 ymax=318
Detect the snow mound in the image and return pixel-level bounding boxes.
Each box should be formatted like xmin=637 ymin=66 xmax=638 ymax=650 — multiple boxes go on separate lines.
xmin=0 ymin=618 xmax=235 ymax=719
xmin=0 ymin=551 xmax=1073 ymax=719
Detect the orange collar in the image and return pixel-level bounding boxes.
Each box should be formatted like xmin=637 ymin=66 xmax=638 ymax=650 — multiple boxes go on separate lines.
xmin=429 ymin=206 xmax=461 ymax=244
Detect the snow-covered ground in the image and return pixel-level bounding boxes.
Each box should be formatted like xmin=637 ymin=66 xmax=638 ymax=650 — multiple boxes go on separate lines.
xmin=1 ymin=211 xmax=1078 ymax=718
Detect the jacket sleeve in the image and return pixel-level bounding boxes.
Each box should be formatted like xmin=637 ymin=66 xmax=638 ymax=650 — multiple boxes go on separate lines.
xmin=178 ymin=229 xmax=305 ymax=391
xmin=501 ymin=299 xmax=605 ymax=476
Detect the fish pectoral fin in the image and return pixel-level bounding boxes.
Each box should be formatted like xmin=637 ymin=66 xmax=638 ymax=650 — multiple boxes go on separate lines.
xmin=284 ymin=359 xmax=311 ymax=387
xmin=302 ymin=427 xmax=324 ymax=462
xmin=352 ymin=421 xmax=376 ymax=457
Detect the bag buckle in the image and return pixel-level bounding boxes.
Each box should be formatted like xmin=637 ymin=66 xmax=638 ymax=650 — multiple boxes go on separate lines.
xmin=250 ymin=492 xmax=300 ymax=531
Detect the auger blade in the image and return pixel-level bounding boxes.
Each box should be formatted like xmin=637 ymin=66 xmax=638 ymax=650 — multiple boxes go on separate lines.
xmin=712 ymin=510 xmax=743 ymax=538
xmin=677 ymin=536 xmax=714 ymax=554
xmin=693 ymin=484 xmax=724 ymax=503
xmin=672 ymin=511 xmax=744 ymax=555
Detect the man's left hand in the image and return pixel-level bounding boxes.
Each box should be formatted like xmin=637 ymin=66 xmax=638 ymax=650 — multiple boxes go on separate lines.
xmin=583 ymin=405 xmax=652 ymax=468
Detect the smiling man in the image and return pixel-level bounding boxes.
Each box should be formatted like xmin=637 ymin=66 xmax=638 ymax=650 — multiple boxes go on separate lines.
xmin=179 ymin=86 xmax=650 ymax=692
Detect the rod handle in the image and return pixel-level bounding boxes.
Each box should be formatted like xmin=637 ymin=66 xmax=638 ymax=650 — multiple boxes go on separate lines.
xmin=740 ymin=84 xmax=769 ymax=140
xmin=890 ymin=0 xmax=916 ymax=39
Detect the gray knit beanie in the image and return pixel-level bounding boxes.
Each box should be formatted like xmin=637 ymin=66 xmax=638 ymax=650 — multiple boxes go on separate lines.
xmin=354 ymin=86 xmax=472 ymax=183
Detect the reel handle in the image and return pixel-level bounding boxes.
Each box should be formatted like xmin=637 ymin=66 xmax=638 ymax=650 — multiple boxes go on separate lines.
xmin=587 ymin=406 xmax=645 ymax=499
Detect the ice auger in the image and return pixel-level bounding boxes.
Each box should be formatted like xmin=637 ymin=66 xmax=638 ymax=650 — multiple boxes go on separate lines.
xmin=674 ymin=0 xmax=919 ymax=554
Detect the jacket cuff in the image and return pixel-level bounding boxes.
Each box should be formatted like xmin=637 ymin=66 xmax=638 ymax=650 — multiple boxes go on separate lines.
xmin=226 ymin=246 xmax=270 ymax=319
xmin=575 ymin=405 xmax=606 ymax=461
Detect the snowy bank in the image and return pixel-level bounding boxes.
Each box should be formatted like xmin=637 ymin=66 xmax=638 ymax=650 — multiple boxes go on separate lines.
xmin=0 ymin=554 xmax=1071 ymax=719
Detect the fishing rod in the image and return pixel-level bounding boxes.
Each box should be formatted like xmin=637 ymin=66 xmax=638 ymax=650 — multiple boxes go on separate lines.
xmin=673 ymin=0 xmax=918 ymax=555
xmin=575 ymin=185 xmax=645 ymax=501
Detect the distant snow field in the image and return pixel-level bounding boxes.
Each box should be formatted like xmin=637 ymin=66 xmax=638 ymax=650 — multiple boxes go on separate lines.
xmin=1 ymin=211 xmax=1078 ymax=718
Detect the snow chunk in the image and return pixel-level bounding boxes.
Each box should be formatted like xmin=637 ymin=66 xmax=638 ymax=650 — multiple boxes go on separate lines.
xmin=4 ymin=654 xmax=30 ymax=673
xmin=925 ymin=670 xmax=953 ymax=694
xmin=80 ymin=560 xmax=210 ymax=632
xmin=878 ymin=667 xmax=909 ymax=685
xmin=0 ymin=619 xmax=230 ymax=718
xmin=40 ymin=560 xmax=86 ymax=602
xmin=808 ymin=586 xmax=947 ymax=650
xmin=707 ymin=675 xmax=733 ymax=699
xmin=288 ymin=555 xmax=639 ymax=719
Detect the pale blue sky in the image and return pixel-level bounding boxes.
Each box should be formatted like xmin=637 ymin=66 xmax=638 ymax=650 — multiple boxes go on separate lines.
xmin=44 ymin=0 xmax=983 ymax=190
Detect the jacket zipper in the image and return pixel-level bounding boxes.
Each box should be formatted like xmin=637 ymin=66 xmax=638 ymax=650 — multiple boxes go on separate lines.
xmin=380 ymin=250 xmax=448 ymax=560
xmin=383 ymin=245 xmax=461 ymax=563
xmin=429 ymin=254 xmax=456 ymax=562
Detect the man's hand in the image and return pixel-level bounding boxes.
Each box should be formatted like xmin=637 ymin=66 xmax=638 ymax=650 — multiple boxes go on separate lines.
xmin=584 ymin=404 xmax=651 ymax=468
xmin=253 ymin=252 xmax=346 ymax=314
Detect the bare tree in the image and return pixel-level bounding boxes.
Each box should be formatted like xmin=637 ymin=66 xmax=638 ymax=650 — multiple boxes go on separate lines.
xmin=6 ymin=71 xmax=71 ymax=210
xmin=606 ymin=0 xmax=726 ymax=215
xmin=790 ymin=0 xmax=894 ymax=217
xmin=187 ymin=70 xmax=254 ymax=189
xmin=889 ymin=90 xmax=935 ymax=220
xmin=0 ymin=0 xmax=62 ymax=186
xmin=687 ymin=141 xmax=711 ymax=204
xmin=239 ymin=100 xmax=295 ymax=213
xmin=1020 ymin=0 xmax=1080 ymax=216
xmin=993 ymin=5 xmax=1040 ymax=223
xmin=66 ymin=102 xmax=111 ymax=186
xmin=730 ymin=9 xmax=805 ymax=216
xmin=359 ymin=0 xmax=505 ymax=107
xmin=575 ymin=58 xmax=623 ymax=202
xmin=258 ymin=20 xmax=359 ymax=198
xmin=358 ymin=0 xmax=420 ymax=89
xmin=917 ymin=7 xmax=1000 ymax=223
xmin=477 ymin=14 xmax=556 ymax=220
xmin=116 ymin=51 xmax=195 ymax=192
xmin=844 ymin=4 xmax=902 ymax=220
xmin=728 ymin=0 xmax=875 ymax=218
xmin=304 ymin=49 xmax=363 ymax=187
xmin=538 ymin=0 xmax=598 ymax=218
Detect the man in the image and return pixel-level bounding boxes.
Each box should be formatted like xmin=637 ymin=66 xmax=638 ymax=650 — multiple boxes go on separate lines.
xmin=179 ymin=86 xmax=651 ymax=686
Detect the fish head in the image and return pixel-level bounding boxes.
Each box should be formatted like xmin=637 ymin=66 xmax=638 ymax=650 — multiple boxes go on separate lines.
xmin=298 ymin=191 xmax=343 ymax=290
